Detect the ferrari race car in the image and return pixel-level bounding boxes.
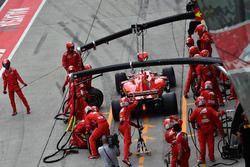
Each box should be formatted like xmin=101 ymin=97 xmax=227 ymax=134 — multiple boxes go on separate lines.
xmin=111 ymin=67 xmax=178 ymax=121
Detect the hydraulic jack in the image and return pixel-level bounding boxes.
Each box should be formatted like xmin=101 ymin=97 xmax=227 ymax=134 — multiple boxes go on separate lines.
xmin=135 ymin=118 xmax=151 ymax=156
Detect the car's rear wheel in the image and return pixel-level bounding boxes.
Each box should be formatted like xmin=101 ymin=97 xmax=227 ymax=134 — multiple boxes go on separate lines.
xmin=87 ymin=87 xmax=104 ymax=108
xmin=162 ymin=67 xmax=176 ymax=88
xmin=115 ymin=72 xmax=127 ymax=94
xmin=161 ymin=92 xmax=178 ymax=116
xmin=111 ymin=99 xmax=121 ymax=122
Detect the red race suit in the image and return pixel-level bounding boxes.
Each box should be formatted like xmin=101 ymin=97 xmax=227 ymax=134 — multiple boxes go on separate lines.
xmin=70 ymin=120 xmax=88 ymax=148
xmin=85 ymin=111 xmax=110 ymax=156
xmin=196 ymin=64 xmax=224 ymax=104
xmin=2 ymin=67 xmax=30 ymax=115
xmin=119 ymin=100 xmax=138 ymax=161
xmin=62 ymin=50 xmax=82 ymax=72
xmin=174 ymin=132 xmax=190 ymax=167
xmin=189 ymin=106 xmax=224 ymax=162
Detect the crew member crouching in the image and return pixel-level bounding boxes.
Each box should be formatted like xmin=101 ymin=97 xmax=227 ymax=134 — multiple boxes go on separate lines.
xmin=70 ymin=120 xmax=88 ymax=149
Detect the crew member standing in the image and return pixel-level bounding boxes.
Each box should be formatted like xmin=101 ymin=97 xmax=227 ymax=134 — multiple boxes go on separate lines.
xmin=195 ymin=64 xmax=224 ymax=105
xmin=164 ymin=115 xmax=183 ymax=167
xmin=62 ymin=66 xmax=88 ymax=122
xmin=200 ymin=81 xmax=219 ymax=110
xmin=85 ymin=106 xmax=110 ymax=159
xmin=62 ymin=42 xmax=83 ymax=72
xmin=2 ymin=59 xmax=30 ymax=116
xmin=195 ymin=24 xmax=213 ymax=57
xmin=189 ymin=96 xmax=224 ymax=164
xmin=173 ymin=123 xmax=190 ymax=167
xmin=184 ymin=46 xmax=200 ymax=98
xmin=119 ymin=97 xmax=139 ymax=166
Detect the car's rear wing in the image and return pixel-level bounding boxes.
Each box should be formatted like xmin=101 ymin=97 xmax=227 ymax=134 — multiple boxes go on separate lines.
xmin=127 ymin=89 xmax=158 ymax=97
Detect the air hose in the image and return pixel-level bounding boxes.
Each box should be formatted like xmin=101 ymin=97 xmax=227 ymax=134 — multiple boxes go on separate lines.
xmin=54 ymin=87 xmax=70 ymax=121
xmin=212 ymin=112 xmax=239 ymax=167
xmin=43 ymin=83 xmax=79 ymax=163
xmin=187 ymin=108 xmax=200 ymax=154
xmin=43 ymin=131 xmax=79 ymax=163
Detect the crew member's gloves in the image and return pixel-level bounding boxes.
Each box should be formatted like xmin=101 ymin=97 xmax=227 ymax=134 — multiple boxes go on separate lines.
xmin=24 ymin=83 xmax=28 ymax=87
xmin=3 ymin=90 xmax=7 ymax=94
xmin=62 ymin=86 xmax=65 ymax=93
xmin=177 ymin=160 xmax=181 ymax=165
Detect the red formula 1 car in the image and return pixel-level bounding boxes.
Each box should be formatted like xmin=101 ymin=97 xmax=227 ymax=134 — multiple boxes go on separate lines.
xmin=111 ymin=67 xmax=178 ymax=121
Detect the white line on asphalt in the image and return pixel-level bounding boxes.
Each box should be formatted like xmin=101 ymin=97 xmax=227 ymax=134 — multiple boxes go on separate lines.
xmin=0 ymin=0 xmax=47 ymax=76
xmin=0 ymin=0 xmax=9 ymax=11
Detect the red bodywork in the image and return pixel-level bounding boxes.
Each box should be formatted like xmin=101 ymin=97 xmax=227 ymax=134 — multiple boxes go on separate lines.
xmin=121 ymin=70 xmax=167 ymax=101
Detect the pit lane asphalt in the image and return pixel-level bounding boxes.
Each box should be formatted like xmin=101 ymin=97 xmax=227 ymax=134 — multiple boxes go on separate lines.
xmin=0 ymin=0 xmax=245 ymax=167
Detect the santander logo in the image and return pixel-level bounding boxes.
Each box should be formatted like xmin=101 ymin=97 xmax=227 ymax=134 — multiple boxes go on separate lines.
xmin=0 ymin=8 xmax=30 ymax=29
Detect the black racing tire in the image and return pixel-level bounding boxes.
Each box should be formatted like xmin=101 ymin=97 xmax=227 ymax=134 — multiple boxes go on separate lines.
xmin=111 ymin=99 xmax=121 ymax=122
xmin=162 ymin=67 xmax=176 ymax=88
xmin=115 ymin=72 xmax=127 ymax=94
xmin=161 ymin=92 xmax=178 ymax=116
xmin=87 ymin=87 xmax=104 ymax=108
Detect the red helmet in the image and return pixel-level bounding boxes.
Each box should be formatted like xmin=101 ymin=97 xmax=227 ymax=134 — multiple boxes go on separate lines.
xmin=164 ymin=115 xmax=182 ymax=130
xmin=164 ymin=118 xmax=174 ymax=130
xmin=165 ymin=128 xmax=177 ymax=144
xmin=195 ymin=24 xmax=206 ymax=37
xmin=66 ymin=42 xmax=74 ymax=50
xmin=2 ymin=59 xmax=10 ymax=69
xmin=170 ymin=115 xmax=183 ymax=126
xmin=193 ymin=53 xmax=201 ymax=58
xmin=186 ymin=37 xmax=194 ymax=47
xmin=188 ymin=46 xmax=199 ymax=57
xmin=164 ymin=118 xmax=178 ymax=130
xmin=137 ymin=52 xmax=149 ymax=62
xmin=68 ymin=65 xmax=76 ymax=73
xmin=204 ymin=81 xmax=213 ymax=90
xmin=84 ymin=64 xmax=92 ymax=70
xmin=200 ymin=49 xmax=209 ymax=57
xmin=120 ymin=97 xmax=130 ymax=107
xmin=85 ymin=106 xmax=93 ymax=115
xmin=195 ymin=96 xmax=206 ymax=107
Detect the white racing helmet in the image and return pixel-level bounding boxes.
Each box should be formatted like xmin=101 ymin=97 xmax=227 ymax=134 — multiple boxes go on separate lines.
xmin=85 ymin=106 xmax=93 ymax=115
